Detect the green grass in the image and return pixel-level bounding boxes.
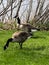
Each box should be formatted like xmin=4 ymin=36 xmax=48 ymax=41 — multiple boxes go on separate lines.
xmin=0 ymin=30 xmax=49 ymax=65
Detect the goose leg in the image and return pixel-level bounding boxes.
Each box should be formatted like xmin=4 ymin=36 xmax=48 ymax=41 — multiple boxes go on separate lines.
xmin=20 ymin=43 xmax=23 ymax=49
xmin=19 ymin=43 xmax=20 ymax=45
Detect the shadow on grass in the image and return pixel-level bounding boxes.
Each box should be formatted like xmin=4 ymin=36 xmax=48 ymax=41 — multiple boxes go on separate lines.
xmin=22 ymin=45 xmax=46 ymax=51
xmin=2 ymin=45 xmax=49 ymax=65
xmin=17 ymin=46 xmax=49 ymax=62
xmin=31 ymin=36 xmax=46 ymax=39
xmin=32 ymin=46 xmax=46 ymax=50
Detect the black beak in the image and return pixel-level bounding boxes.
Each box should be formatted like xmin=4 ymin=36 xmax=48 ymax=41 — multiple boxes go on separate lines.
xmin=13 ymin=15 xmax=18 ymax=18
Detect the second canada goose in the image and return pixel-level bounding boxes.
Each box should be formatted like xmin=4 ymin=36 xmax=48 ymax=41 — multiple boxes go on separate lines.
xmin=14 ymin=16 xmax=40 ymax=31
xmin=14 ymin=16 xmax=34 ymax=35
xmin=4 ymin=31 xmax=31 ymax=50
xmin=14 ymin=16 xmax=40 ymax=36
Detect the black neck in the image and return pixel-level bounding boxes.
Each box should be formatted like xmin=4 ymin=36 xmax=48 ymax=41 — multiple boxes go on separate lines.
xmin=4 ymin=38 xmax=13 ymax=50
xmin=17 ymin=17 xmax=21 ymax=24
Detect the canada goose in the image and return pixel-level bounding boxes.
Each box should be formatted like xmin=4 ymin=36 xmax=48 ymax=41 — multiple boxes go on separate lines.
xmin=14 ymin=16 xmax=34 ymax=35
xmin=4 ymin=31 xmax=30 ymax=50
xmin=14 ymin=16 xmax=40 ymax=36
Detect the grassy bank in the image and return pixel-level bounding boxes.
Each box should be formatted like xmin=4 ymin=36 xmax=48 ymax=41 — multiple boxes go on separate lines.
xmin=0 ymin=30 xmax=49 ymax=65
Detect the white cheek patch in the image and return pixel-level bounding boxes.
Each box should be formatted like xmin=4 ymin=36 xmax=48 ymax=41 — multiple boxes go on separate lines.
xmin=17 ymin=24 xmax=19 ymax=27
xmin=31 ymin=29 xmax=37 ymax=32
xmin=20 ymin=25 xmax=23 ymax=29
xmin=28 ymin=36 xmax=32 ymax=39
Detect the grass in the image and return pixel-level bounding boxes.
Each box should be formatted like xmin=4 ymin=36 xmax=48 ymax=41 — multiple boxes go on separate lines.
xmin=0 ymin=30 xmax=49 ymax=65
